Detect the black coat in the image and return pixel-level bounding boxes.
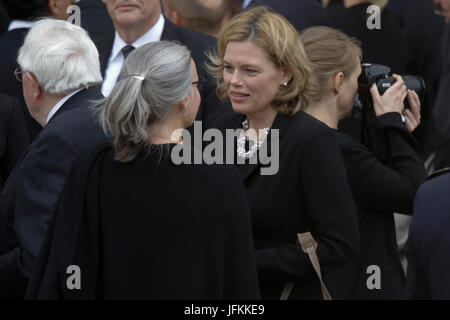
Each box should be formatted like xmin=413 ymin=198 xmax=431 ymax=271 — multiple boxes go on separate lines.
xmin=326 ymin=2 xmax=408 ymax=75
xmin=0 ymin=4 xmax=9 ymax=36
xmin=0 ymin=87 xmax=109 ymax=298
xmin=26 ymin=143 xmax=261 ymax=299
xmin=431 ymin=21 xmax=450 ymax=169
xmin=0 ymin=28 xmax=42 ymax=142
xmin=76 ymin=0 xmax=114 ymax=39
xmin=248 ymin=0 xmax=331 ymax=31
xmin=335 ymin=112 xmax=426 ymax=299
xmin=216 ymin=111 xmax=360 ymax=299
xmin=405 ymin=172 xmax=450 ymax=299
xmin=404 ymin=0 xmax=445 ymax=156
xmin=93 ymin=18 xmax=232 ymax=130
xmin=0 ymin=94 xmax=28 ymax=187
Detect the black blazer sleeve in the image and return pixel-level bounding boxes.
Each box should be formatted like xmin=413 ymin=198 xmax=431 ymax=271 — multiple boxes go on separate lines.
xmin=13 ymin=130 xmax=77 ymax=276
xmin=256 ymin=128 xmax=359 ymax=278
xmin=0 ymin=94 xmax=29 ymax=186
xmin=299 ymin=128 xmax=360 ymax=274
xmin=338 ymin=112 xmax=426 ymax=214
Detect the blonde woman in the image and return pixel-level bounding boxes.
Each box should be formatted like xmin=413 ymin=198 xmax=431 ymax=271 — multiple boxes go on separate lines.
xmin=210 ymin=7 xmax=360 ymax=299
xmin=301 ymin=26 xmax=425 ymax=299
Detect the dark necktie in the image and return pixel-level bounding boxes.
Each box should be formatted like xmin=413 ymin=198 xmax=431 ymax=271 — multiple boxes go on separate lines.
xmin=122 ymin=45 xmax=135 ymax=60
xmin=117 ymin=45 xmax=136 ymax=82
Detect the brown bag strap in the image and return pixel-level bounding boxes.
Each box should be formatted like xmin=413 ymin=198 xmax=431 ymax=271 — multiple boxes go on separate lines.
xmin=280 ymin=232 xmax=332 ymax=300
xmin=280 ymin=281 xmax=295 ymax=300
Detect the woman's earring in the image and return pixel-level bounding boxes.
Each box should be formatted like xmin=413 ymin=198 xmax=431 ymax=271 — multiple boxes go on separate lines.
xmin=184 ymin=110 xmax=188 ymax=118
xmin=282 ymin=82 xmax=288 ymax=87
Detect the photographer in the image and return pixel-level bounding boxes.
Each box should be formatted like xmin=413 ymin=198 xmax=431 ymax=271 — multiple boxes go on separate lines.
xmin=301 ymin=26 xmax=426 ymax=299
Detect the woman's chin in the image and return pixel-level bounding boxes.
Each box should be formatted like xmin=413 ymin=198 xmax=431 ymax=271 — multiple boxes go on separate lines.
xmin=231 ymin=103 xmax=249 ymax=115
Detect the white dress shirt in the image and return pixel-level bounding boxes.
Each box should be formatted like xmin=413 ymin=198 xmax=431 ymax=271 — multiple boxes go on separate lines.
xmin=46 ymin=88 xmax=84 ymax=125
xmin=101 ymin=14 xmax=165 ymax=97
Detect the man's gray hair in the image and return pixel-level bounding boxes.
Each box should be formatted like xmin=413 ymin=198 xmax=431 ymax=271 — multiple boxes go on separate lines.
xmin=18 ymin=18 xmax=102 ymax=95
xmin=97 ymin=41 xmax=193 ymax=162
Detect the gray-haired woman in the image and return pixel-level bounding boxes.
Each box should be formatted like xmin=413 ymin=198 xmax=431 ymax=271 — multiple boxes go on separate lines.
xmin=26 ymin=41 xmax=260 ymax=300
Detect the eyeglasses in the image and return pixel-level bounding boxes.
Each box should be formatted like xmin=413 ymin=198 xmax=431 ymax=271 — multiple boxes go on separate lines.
xmin=14 ymin=67 xmax=23 ymax=82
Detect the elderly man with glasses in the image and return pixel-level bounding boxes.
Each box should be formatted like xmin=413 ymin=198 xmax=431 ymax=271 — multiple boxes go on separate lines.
xmin=0 ymin=18 xmax=108 ymax=299
xmin=0 ymin=0 xmax=77 ymax=142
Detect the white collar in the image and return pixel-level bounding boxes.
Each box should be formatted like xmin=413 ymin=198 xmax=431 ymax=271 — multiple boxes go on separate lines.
xmin=110 ymin=14 xmax=165 ymax=62
xmin=8 ymin=20 xmax=35 ymax=31
xmin=46 ymin=88 xmax=84 ymax=125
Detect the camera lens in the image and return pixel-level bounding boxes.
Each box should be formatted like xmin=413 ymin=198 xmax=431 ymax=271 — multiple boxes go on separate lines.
xmin=402 ymin=75 xmax=426 ymax=96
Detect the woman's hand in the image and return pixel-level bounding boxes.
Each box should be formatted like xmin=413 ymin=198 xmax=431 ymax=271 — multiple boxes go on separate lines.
xmin=402 ymin=90 xmax=421 ymax=132
xmin=370 ymin=74 xmax=407 ymax=117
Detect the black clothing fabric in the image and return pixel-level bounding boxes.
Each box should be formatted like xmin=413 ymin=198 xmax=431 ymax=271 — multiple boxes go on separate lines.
xmin=0 ymin=247 xmax=28 ymax=298
xmin=386 ymin=0 xmax=409 ymax=28
xmin=76 ymin=0 xmax=114 ymax=39
xmin=26 ymin=143 xmax=261 ymax=299
xmin=0 ymin=87 xmax=108 ymax=298
xmin=335 ymin=112 xmax=426 ymax=299
xmin=431 ymin=21 xmax=450 ymax=170
xmin=0 ymin=4 xmax=9 ymax=35
xmin=405 ymin=172 xmax=450 ymax=299
xmin=326 ymin=2 xmax=408 ymax=75
xmin=404 ymin=0 xmax=445 ymax=156
xmin=215 ymin=111 xmax=360 ymax=300
xmin=0 ymin=27 xmax=42 ymax=142
xmin=93 ymin=19 xmax=232 ymax=130
xmin=247 ymin=0 xmax=331 ymax=31
xmin=0 ymin=94 xmax=29 ymax=187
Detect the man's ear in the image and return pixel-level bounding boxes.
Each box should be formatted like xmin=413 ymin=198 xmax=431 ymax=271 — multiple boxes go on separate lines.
xmin=333 ymin=72 xmax=345 ymax=94
xmin=26 ymin=72 xmax=42 ymax=99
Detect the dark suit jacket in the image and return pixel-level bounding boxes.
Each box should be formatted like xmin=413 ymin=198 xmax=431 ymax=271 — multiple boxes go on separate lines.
xmin=0 ymin=87 xmax=109 ymax=298
xmin=93 ymin=18 xmax=232 ymax=130
xmin=0 ymin=27 xmax=42 ymax=142
xmin=405 ymin=172 xmax=450 ymax=299
xmin=0 ymin=4 xmax=9 ymax=36
xmin=404 ymin=0 xmax=445 ymax=156
xmin=325 ymin=2 xmax=408 ymax=75
xmin=248 ymin=0 xmax=331 ymax=31
xmin=0 ymin=94 xmax=29 ymax=187
xmin=76 ymin=0 xmax=114 ymax=38
xmin=431 ymin=22 xmax=450 ymax=169
xmin=216 ymin=111 xmax=360 ymax=299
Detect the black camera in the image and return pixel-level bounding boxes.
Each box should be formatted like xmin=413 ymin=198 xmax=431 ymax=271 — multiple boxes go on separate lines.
xmin=357 ymin=63 xmax=425 ymax=109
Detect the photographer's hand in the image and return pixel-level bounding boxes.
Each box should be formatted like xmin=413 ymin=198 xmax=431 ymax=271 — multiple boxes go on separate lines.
xmin=370 ymin=74 xmax=407 ymax=117
xmin=403 ymin=90 xmax=421 ymax=132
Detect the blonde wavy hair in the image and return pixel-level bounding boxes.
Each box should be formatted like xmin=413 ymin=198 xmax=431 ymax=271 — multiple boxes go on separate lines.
xmin=207 ymin=6 xmax=312 ymax=115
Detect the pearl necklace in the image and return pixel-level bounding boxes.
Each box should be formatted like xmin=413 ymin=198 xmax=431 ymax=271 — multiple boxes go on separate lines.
xmin=237 ymin=119 xmax=270 ymax=159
